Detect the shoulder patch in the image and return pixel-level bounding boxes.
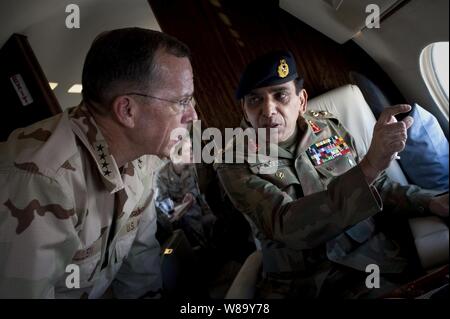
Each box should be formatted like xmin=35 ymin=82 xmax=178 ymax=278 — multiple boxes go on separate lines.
xmin=307 ymin=110 xmax=340 ymax=125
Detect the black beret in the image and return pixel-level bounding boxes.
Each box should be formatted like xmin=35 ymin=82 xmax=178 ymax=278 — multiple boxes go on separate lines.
xmin=236 ymin=50 xmax=300 ymax=100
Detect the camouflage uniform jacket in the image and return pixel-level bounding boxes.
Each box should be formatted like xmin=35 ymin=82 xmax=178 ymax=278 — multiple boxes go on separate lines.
xmin=215 ymin=111 xmax=438 ymax=296
xmin=155 ymin=161 xmax=216 ymax=248
xmin=155 ymin=161 xmax=201 ymax=203
xmin=0 ymin=104 xmax=162 ymax=298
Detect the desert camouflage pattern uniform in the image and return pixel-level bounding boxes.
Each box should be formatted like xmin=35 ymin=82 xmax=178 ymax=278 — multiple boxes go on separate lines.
xmin=0 ymin=104 xmax=162 ymax=298
xmin=215 ymin=110 xmax=439 ymax=298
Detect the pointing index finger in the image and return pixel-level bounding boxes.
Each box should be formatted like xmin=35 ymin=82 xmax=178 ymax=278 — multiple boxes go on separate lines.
xmin=379 ymin=104 xmax=412 ymax=124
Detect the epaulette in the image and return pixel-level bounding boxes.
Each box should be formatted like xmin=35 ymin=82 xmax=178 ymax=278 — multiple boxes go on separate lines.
xmin=307 ymin=110 xmax=340 ymax=125
xmin=308 ymin=110 xmax=335 ymax=119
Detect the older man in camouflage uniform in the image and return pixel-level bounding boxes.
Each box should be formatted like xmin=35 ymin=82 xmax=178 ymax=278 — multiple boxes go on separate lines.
xmin=0 ymin=28 xmax=197 ymax=298
xmin=215 ymin=50 xmax=448 ymax=298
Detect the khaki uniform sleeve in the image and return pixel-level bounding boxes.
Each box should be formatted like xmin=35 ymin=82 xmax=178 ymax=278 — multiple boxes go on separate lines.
xmin=373 ymin=172 xmax=442 ymax=216
xmin=0 ymin=170 xmax=78 ymax=298
xmin=344 ymin=119 xmax=441 ymax=217
xmin=216 ymin=164 xmax=382 ymax=251
xmin=341 ymin=118 xmax=440 ymax=217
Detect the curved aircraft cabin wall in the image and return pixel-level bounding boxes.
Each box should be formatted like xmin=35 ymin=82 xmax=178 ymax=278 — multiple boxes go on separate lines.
xmin=354 ymin=0 xmax=449 ymax=138
xmin=149 ymin=0 xmax=406 ymax=133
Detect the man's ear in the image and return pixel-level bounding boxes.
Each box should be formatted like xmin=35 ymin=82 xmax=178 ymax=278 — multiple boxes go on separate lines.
xmin=111 ymin=95 xmax=136 ymax=128
xmin=299 ymin=89 xmax=308 ymax=114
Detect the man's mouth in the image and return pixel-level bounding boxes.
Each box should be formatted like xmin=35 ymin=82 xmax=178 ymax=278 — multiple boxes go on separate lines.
xmin=263 ymin=123 xmax=281 ymax=129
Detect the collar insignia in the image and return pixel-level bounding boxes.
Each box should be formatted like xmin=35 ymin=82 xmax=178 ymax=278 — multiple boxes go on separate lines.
xmin=308 ymin=120 xmax=322 ymax=133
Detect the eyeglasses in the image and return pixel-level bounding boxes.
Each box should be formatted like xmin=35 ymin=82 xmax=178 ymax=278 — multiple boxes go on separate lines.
xmin=125 ymin=92 xmax=196 ymax=114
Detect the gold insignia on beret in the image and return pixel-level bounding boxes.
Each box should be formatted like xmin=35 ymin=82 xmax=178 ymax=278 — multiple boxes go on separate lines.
xmin=275 ymin=171 xmax=285 ymax=180
xmin=277 ymin=59 xmax=289 ymax=78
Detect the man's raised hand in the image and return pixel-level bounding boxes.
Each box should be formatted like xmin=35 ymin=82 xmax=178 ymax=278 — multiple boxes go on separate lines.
xmin=360 ymin=104 xmax=414 ymax=183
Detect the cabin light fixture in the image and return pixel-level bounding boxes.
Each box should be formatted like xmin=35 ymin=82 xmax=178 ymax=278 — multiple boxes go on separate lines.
xmin=68 ymin=84 xmax=83 ymax=93
xmin=49 ymin=82 xmax=58 ymax=90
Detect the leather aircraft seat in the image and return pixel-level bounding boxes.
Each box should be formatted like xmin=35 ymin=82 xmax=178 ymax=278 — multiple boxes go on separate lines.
xmin=308 ymin=84 xmax=449 ymax=272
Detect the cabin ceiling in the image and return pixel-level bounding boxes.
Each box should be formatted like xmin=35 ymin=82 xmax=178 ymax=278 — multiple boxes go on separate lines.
xmin=281 ymin=0 xmax=449 ymax=132
xmin=0 ymin=0 xmax=58 ymax=47
xmin=280 ymin=0 xmax=401 ymax=44
xmin=0 ymin=0 xmax=447 ymax=131
xmin=0 ymin=0 xmax=161 ymax=110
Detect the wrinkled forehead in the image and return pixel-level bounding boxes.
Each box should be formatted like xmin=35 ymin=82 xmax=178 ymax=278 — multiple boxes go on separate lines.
xmin=152 ymin=51 xmax=194 ymax=92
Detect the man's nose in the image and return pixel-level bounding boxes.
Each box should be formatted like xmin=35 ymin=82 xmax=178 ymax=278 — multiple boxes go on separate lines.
xmin=183 ymin=103 xmax=198 ymax=123
xmin=261 ymin=98 xmax=277 ymax=118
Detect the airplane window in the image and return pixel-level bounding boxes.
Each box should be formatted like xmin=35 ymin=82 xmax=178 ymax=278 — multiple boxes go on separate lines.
xmin=420 ymin=42 xmax=449 ymax=120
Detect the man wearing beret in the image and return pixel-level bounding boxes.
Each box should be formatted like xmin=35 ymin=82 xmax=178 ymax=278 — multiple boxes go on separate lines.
xmin=215 ymin=50 xmax=448 ymax=298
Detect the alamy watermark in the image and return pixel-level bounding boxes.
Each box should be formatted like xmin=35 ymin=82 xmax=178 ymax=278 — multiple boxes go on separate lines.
xmin=169 ymin=120 xmax=280 ymax=174
xmin=63 ymin=4 xmax=382 ymax=31
xmin=366 ymin=4 xmax=381 ymax=29
xmin=65 ymin=264 xmax=80 ymax=289
xmin=365 ymin=264 xmax=380 ymax=289
xmin=65 ymin=4 xmax=80 ymax=29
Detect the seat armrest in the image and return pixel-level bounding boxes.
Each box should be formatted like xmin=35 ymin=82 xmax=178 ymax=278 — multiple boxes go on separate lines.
xmin=409 ymin=216 xmax=449 ymax=270
xmin=225 ymin=250 xmax=263 ymax=299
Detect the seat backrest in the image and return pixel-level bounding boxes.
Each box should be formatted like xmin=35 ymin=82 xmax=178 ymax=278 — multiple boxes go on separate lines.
xmin=308 ymin=84 xmax=409 ymax=185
